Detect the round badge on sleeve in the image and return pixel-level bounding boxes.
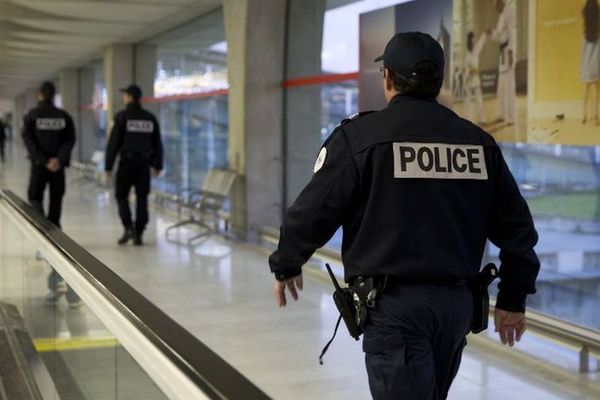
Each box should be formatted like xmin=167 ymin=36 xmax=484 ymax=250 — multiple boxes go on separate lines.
xmin=313 ymin=147 xmax=327 ymax=173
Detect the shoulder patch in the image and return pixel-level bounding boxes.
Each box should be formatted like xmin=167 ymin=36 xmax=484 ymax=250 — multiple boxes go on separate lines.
xmin=341 ymin=110 xmax=376 ymax=125
xmin=313 ymin=147 xmax=327 ymax=173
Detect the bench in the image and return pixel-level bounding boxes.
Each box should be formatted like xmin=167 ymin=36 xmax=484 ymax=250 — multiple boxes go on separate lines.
xmin=165 ymin=168 xmax=237 ymax=245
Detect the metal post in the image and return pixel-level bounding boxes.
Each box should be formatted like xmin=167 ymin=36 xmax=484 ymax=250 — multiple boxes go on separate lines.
xmin=579 ymin=346 xmax=589 ymax=373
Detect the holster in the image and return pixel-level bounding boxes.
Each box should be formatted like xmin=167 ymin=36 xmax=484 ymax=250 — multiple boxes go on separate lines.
xmin=470 ymin=263 xmax=498 ymax=334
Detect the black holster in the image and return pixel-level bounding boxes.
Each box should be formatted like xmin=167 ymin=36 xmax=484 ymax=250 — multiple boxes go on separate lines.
xmin=470 ymin=263 xmax=498 ymax=334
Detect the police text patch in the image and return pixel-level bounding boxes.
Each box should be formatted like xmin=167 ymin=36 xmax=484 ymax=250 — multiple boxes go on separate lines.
xmin=127 ymin=120 xmax=154 ymax=133
xmin=36 ymin=118 xmax=66 ymax=131
xmin=392 ymin=142 xmax=488 ymax=180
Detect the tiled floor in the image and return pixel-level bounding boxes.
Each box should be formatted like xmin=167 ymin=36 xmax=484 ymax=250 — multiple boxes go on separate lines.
xmin=1 ymin=141 xmax=599 ymax=399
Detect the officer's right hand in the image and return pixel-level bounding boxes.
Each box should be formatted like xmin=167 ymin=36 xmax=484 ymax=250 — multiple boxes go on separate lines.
xmin=273 ymin=274 xmax=303 ymax=308
xmin=494 ymin=308 xmax=526 ymax=347
xmin=46 ymin=158 xmax=61 ymax=172
xmin=104 ymin=171 xmax=112 ymax=185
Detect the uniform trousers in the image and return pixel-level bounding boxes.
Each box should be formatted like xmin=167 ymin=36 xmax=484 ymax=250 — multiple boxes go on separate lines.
xmin=28 ymin=163 xmax=65 ymax=226
xmin=115 ymin=156 xmax=151 ymax=233
xmin=363 ymin=282 xmax=473 ymax=400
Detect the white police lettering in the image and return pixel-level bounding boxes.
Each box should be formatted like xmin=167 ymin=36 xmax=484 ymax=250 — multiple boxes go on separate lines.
xmin=392 ymin=142 xmax=488 ymax=180
xmin=127 ymin=120 xmax=154 ymax=133
xmin=313 ymin=147 xmax=327 ymax=173
xmin=36 ymin=118 xmax=66 ymax=131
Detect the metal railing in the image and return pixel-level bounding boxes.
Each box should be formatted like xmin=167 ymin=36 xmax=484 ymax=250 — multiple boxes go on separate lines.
xmin=259 ymin=227 xmax=600 ymax=373
xmin=0 ymin=190 xmax=271 ymax=400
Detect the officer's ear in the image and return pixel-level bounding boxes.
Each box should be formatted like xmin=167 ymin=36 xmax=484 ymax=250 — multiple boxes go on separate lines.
xmin=384 ymin=68 xmax=395 ymax=92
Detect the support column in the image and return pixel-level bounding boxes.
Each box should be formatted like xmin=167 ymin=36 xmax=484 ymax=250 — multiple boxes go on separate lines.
xmin=224 ymin=0 xmax=287 ymax=235
xmin=59 ymin=69 xmax=80 ymax=160
xmin=79 ymin=67 xmax=96 ymax=162
xmin=104 ymin=44 xmax=134 ymax=124
xmin=285 ymin=0 xmax=326 ymax=204
xmin=135 ymin=44 xmax=158 ymax=114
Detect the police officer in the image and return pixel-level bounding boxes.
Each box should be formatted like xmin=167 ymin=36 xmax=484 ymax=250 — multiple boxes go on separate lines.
xmin=105 ymin=84 xmax=163 ymax=246
xmin=0 ymin=117 xmax=5 ymax=163
xmin=269 ymin=32 xmax=540 ymax=400
xmin=22 ymin=81 xmax=79 ymax=307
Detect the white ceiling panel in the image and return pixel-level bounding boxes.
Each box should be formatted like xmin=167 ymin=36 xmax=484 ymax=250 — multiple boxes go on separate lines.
xmin=0 ymin=0 xmax=221 ymax=97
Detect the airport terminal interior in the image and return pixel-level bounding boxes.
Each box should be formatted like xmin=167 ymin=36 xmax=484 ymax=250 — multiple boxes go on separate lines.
xmin=0 ymin=0 xmax=600 ymax=399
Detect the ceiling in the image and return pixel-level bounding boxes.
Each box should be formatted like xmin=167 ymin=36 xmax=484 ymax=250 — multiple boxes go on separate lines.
xmin=0 ymin=0 xmax=221 ymax=98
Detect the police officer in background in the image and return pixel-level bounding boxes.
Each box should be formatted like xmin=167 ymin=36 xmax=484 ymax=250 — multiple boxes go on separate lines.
xmin=22 ymin=81 xmax=79 ymax=307
xmin=269 ymin=32 xmax=540 ymax=400
xmin=0 ymin=117 xmax=6 ymax=163
xmin=105 ymin=84 xmax=163 ymax=246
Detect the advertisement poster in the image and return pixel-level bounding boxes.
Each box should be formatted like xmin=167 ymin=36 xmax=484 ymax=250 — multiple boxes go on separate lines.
xmin=529 ymin=0 xmax=600 ymax=145
xmin=451 ymin=0 xmax=529 ymax=142
xmin=359 ymin=0 xmax=453 ymax=111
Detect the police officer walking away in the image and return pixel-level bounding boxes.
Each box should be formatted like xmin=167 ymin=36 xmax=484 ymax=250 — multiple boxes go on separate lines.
xmin=269 ymin=32 xmax=540 ymax=400
xmin=22 ymin=81 xmax=79 ymax=307
xmin=105 ymin=84 xmax=163 ymax=246
xmin=0 ymin=117 xmax=6 ymax=163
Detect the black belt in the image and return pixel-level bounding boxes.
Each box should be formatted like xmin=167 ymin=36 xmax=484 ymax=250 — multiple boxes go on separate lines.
xmin=120 ymin=152 xmax=147 ymax=159
xmin=358 ymin=276 xmax=469 ymax=290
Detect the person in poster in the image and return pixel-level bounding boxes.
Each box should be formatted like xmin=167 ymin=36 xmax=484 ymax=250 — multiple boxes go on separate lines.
xmin=465 ymin=31 xmax=488 ymax=124
xmin=488 ymin=0 xmax=517 ymax=125
xmin=581 ymin=0 xmax=600 ymax=125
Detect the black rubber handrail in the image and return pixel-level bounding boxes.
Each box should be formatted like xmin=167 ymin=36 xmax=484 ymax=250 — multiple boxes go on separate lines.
xmin=0 ymin=190 xmax=271 ymax=400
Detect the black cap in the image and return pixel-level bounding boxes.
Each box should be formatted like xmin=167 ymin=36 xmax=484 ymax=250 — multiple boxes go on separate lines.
xmin=119 ymin=84 xmax=142 ymax=101
xmin=39 ymin=81 xmax=56 ymax=99
xmin=374 ymin=32 xmax=444 ymax=80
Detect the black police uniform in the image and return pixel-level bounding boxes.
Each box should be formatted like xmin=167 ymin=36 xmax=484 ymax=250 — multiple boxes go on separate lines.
xmin=22 ymin=100 xmax=76 ymax=226
xmin=269 ymin=94 xmax=540 ymax=399
xmin=0 ymin=119 xmax=6 ymax=162
xmin=105 ymin=102 xmax=163 ymax=236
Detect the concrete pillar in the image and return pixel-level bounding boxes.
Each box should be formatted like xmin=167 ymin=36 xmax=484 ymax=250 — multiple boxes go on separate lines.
xmin=135 ymin=44 xmax=158 ymax=114
xmin=78 ymin=67 xmax=96 ymax=161
xmin=224 ymin=0 xmax=287 ymax=234
xmin=59 ymin=69 xmax=80 ymax=160
xmin=104 ymin=44 xmax=134 ymax=124
xmin=285 ymin=0 xmax=326 ymax=204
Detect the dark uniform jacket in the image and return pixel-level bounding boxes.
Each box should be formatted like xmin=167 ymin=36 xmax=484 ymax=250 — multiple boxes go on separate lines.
xmin=105 ymin=102 xmax=163 ymax=172
xmin=269 ymin=95 xmax=540 ymax=312
xmin=22 ymin=101 xmax=76 ymax=166
xmin=0 ymin=119 xmax=5 ymax=142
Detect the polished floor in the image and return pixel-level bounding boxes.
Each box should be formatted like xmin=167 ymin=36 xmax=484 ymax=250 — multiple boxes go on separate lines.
xmin=1 ymin=140 xmax=600 ymax=399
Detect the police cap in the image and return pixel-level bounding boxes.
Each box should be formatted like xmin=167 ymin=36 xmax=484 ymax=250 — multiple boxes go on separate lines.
xmin=374 ymin=32 xmax=444 ymax=81
xmin=119 ymin=84 xmax=142 ymax=101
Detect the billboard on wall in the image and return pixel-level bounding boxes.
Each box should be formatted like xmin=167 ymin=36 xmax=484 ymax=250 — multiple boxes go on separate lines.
xmin=359 ymin=0 xmax=453 ymax=111
xmin=359 ymin=0 xmax=600 ymax=145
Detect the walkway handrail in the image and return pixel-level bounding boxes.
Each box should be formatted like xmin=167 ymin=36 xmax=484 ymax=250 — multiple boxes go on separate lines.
xmin=0 ymin=190 xmax=272 ymax=400
xmin=259 ymin=227 xmax=600 ymax=373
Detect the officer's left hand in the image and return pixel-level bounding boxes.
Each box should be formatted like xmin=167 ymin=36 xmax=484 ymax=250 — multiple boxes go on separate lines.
xmin=494 ymin=308 xmax=526 ymax=347
xmin=273 ymin=274 xmax=303 ymax=308
xmin=152 ymin=168 xmax=161 ymax=177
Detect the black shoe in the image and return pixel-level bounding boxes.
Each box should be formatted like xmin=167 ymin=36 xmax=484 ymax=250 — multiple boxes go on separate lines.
xmin=118 ymin=229 xmax=134 ymax=245
xmin=133 ymin=233 xmax=143 ymax=246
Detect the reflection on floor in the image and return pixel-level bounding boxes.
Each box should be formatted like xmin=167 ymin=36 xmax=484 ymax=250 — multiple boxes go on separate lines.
xmin=1 ymin=141 xmax=600 ymax=399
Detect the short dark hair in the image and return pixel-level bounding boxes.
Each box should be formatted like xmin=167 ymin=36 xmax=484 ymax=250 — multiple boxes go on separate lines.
xmin=39 ymin=81 xmax=56 ymax=100
xmin=388 ymin=61 xmax=443 ymax=97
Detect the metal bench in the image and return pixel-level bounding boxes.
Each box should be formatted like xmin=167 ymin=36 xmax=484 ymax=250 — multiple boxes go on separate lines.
xmin=165 ymin=168 xmax=237 ymax=245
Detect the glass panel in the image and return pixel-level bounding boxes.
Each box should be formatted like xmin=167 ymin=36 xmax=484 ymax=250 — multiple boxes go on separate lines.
xmin=0 ymin=208 xmax=168 ymax=399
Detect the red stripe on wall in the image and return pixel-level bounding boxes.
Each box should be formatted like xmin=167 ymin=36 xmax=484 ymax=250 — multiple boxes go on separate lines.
xmin=282 ymin=72 xmax=359 ymax=88
xmin=141 ymin=89 xmax=229 ymax=103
